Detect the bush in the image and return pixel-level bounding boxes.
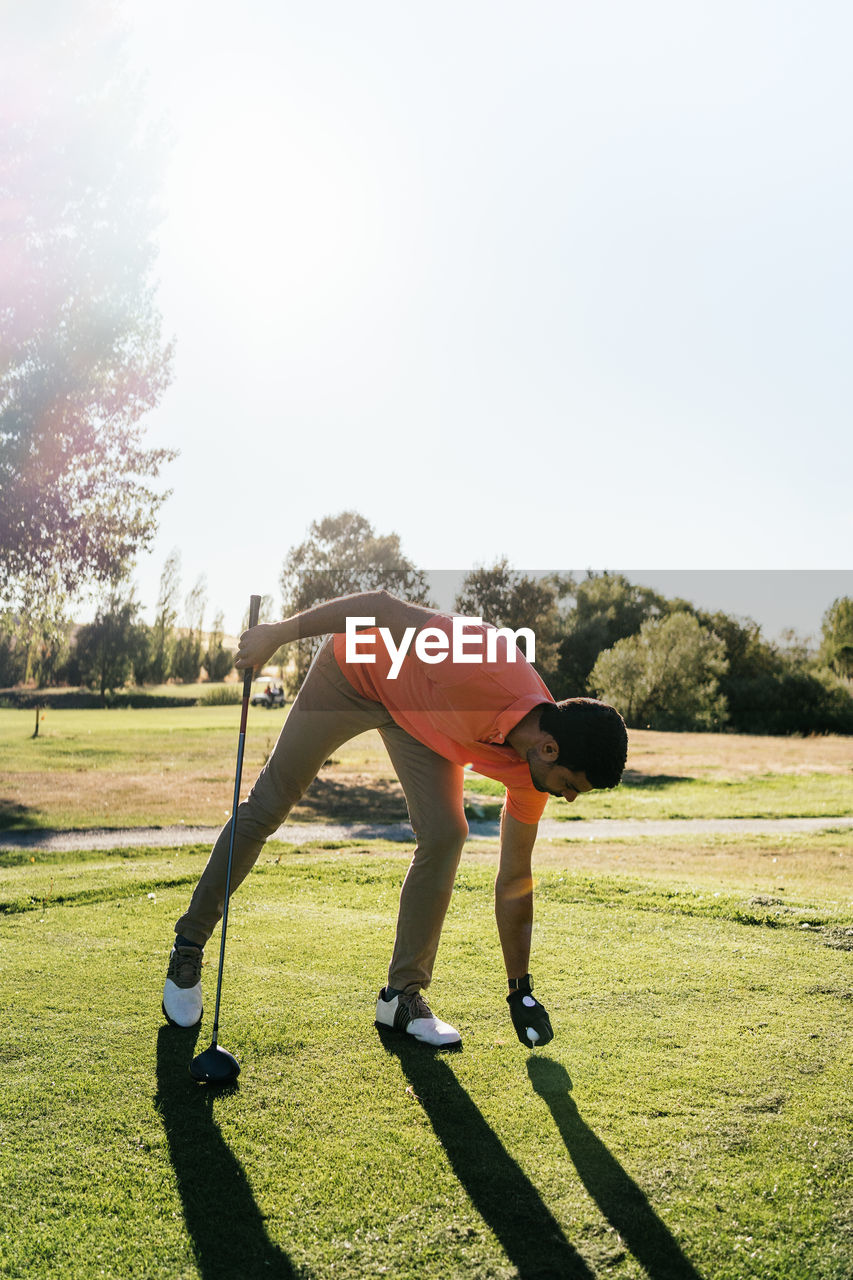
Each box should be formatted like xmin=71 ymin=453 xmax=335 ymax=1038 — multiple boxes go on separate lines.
xmin=591 ymin=612 xmax=728 ymax=731
xmin=726 ymin=670 xmax=853 ymax=735
xmin=0 ymin=689 xmax=201 ymax=709
xmin=200 ymin=686 xmax=242 ymax=705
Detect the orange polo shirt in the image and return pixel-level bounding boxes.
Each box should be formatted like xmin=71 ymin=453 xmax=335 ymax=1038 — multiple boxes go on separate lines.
xmin=332 ymin=614 xmax=553 ymax=824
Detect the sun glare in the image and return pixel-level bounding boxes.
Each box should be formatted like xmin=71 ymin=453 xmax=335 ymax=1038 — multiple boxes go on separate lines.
xmin=164 ymin=82 xmax=407 ymax=338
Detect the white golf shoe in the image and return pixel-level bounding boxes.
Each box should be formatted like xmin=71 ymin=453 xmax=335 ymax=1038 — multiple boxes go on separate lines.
xmin=162 ymin=944 xmax=203 ymax=1027
xmin=375 ymin=988 xmax=461 ymax=1047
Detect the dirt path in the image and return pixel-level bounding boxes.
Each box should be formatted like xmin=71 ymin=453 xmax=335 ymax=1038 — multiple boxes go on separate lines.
xmin=2 ymin=815 xmax=851 ymax=854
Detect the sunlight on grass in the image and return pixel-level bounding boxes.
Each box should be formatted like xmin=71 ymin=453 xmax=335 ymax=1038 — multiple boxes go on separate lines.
xmin=1 ymin=835 xmax=850 ymax=1279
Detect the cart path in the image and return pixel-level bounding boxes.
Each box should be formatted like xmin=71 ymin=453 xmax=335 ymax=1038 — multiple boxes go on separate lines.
xmin=2 ymin=815 xmax=852 ymax=853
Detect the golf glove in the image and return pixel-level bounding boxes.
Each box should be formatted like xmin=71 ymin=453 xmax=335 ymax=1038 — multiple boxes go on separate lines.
xmin=507 ymin=974 xmax=553 ymax=1047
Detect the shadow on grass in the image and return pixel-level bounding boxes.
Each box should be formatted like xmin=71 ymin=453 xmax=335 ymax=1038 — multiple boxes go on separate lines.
xmin=292 ymin=772 xmax=410 ymax=823
xmin=380 ymin=1033 xmax=596 ymax=1279
xmin=155 ymin=1026 xmax=299 ymax=1279
xmin=528 ymin=1058 xmax=705 ymax=1280
xmin=0 ymin=797 xmax=42 ymax=830
xmin=620 ymin=772 xmax=692 ymax=789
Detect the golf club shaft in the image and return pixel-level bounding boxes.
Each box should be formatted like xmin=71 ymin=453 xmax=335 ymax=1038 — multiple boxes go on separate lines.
xmin=210 ymin=593 xmax=262 ymax=1045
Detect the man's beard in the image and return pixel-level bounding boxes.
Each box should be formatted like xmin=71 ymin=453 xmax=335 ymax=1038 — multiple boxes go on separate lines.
xmin=526 ymin=750 xmax=550 ymax=793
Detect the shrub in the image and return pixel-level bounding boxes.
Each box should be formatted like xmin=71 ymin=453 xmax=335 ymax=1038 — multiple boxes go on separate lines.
xmin=591 ymin=612 xmax=728 ymax=731
xmin=200 ymin=686 xmax=242 ymax=705
xmin=726 ymin=669 xmax=853 ymax=735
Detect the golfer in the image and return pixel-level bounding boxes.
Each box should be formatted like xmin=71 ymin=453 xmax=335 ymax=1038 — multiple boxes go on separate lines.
xmin=163 ymin=590 xmax=627 ymax=1048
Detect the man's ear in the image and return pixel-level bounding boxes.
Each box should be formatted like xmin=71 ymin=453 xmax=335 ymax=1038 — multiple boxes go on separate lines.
xmin=539 ymin=734 xmax=560 ymax=761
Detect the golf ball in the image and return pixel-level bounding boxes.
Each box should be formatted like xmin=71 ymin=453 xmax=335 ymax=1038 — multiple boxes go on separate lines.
xmin=526 ymin=1027 xmax=540 ymax=1043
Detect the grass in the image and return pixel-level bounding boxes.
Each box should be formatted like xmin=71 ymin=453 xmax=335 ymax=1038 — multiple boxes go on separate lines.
xmin=0 ymin=705 xmax=289 ymax=830
xmin=467 ymin=771 xmax=853 ymax=821
xmin=1 ymin=709 xmax=851 ymax=830
xmin=1 ymin=831 xmax=851 ymax=1279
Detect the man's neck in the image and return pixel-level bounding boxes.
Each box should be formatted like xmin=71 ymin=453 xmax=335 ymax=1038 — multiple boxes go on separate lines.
xmin=505 ymin=706 xmax=544 ymax=759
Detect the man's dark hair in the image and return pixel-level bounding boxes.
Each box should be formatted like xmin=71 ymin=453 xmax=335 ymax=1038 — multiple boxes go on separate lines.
xmin=538 ymin=698 xmax=628 ymax=789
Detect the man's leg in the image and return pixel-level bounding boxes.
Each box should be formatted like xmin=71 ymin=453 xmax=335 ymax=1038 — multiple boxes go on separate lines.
xmin=164 ymin=640 xmax=391 ymax=1025
xmin=373 ymin=725 xmax=467 ymax=1046
xmin=175 ymin=639 xmax=391 ymax=942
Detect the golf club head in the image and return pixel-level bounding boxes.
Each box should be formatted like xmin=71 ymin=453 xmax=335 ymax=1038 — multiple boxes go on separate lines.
xmin=189 ymin=1042 xmax=241 ymax=1084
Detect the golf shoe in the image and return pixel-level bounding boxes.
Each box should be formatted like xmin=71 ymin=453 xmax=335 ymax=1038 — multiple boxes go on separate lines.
xmin=375 ymin=988 xmax=461 ymax=1047
xmin=162 ymin=943 xmax=203 ymax=1027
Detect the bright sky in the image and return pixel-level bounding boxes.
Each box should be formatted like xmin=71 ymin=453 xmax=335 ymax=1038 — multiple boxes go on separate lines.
xmin=116 ymin=1 xmax=851 ymax=637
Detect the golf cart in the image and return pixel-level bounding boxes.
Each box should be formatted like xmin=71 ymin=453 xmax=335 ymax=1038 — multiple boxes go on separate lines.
xmin=250 ymin=679 xmax=285 ymax=709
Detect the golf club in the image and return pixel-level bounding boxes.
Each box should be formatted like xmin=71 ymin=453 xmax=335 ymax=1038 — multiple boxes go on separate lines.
xmin=190 ymin=593 xmax=261 ymax=1084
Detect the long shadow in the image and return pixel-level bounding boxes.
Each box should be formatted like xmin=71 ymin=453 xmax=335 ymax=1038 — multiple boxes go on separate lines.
xmin=380 ymin=1034 xmax=596 ymax=1279
xmin=528 ymin=1058 xmax=705 ymax=1280
xmin=0 ymin=798 xmax=42 ymax=830
xmin=155 ymin=1026 xmax=299 ymax=1279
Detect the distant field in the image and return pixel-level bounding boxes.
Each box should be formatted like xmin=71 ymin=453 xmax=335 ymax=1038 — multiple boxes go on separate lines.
xmin=0 ymin=706 xmax=850 ymax=830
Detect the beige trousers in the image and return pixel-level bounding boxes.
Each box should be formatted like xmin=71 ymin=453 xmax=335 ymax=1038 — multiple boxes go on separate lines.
xmin=175 ymin=638 xmax=468 ymax=992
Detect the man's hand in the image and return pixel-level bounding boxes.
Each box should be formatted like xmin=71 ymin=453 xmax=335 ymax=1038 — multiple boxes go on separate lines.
xmin=234 ymin=623 xmax=285 ymax=671
xmin=507 ymin=975 xmax=553 ymax=1048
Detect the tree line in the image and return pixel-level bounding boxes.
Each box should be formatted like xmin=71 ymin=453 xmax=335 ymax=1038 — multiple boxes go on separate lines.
xmin=278 ymin=512 xmax=853 ymax=737
xmin=0 ymin=550 xmax=234 ymax=702
xmin=1 ymin=509 xmax=851 ymax=733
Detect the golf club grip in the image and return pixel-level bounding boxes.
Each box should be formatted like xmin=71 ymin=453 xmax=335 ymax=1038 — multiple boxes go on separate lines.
xmin=242 ymin=594 xmax=262 ymax=699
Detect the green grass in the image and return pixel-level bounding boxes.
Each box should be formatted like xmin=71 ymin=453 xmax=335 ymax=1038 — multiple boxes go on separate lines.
xmin=0 ymin=705 xmax=287 ymax=829
xmin=466 ymin=771 xmax=853 ymax=821
xmin=0 ymin=704 xmax=248 ymax=774
xmin=1 ymin=833 xmax=851 ymax=1279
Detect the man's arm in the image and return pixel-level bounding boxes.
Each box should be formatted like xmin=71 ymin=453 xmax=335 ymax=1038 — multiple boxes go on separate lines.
xmin=494 ymin=808 xmax=538 ymax=983
xmin=234 ymin=590 xmax=437 ymax=671
xmin=496 ymin=808 xmax=555 ymax=1047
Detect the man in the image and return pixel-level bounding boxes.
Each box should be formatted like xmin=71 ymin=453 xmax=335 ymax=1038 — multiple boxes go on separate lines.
xmin=163 ymin=590 xmax=627 ymax=1048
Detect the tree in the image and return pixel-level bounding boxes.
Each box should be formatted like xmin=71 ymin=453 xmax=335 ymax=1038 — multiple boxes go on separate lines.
xmin=74 ymin=582 xmax=147 ymax=704
xmin=590 ymin=612 xmax=729 ymax=730
xmin=280 ymin=512 xmax=430 ymax=609
xmin=556 ymin=573 xmax=668 ymax=695
xmin=0 ymin=569 xmax=74 ymax=687
xmin=279 ymin=512 xmax=431 ymax=693
xmin=172 ymin=576 xmax=207 ymax=683
xmin=0 ymin=611 xmax=27 ymax=687
xmin=17 ymin=572 xmax=73 ymax=687
xmin=203 ymin=611 xmax=234 ymax=682
xmin=453 ymin=560 xmax=562 ymax=682
xmin=821 ymin=597 xmax=853 ymax=679
xmin=0 ymin=5 xmax=176 ymax=604
xmin=146 ymin=550 xmax=182 ymax=684
xmin=687 ymin=609 xmax=781 ymax=732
